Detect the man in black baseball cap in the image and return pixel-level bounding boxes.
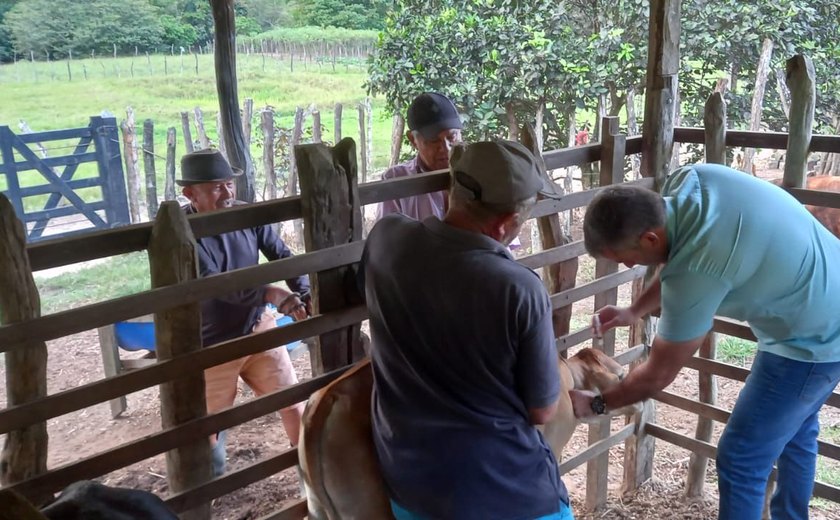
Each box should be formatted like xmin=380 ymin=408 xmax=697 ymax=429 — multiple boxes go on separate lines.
xmin=377 ymin=92 xmax=463 ymax=221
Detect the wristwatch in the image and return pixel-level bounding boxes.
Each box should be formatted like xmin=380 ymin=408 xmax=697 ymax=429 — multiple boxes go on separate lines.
xmin=590 ymin=394 xmax=607 ymax=415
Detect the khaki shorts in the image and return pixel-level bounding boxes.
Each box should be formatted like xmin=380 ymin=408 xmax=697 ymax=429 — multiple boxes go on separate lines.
xmin=205 ymin=310 xmax=299 ymax=413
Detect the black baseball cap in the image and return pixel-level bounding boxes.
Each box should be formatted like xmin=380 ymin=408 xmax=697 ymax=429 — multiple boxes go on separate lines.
xmin=406 ymin=92 xmax=463 ymax=140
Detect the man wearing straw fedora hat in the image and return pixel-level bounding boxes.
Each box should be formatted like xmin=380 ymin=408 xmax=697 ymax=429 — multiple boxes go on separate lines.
xmin=178 ymin=148 xmax=310 ymax=476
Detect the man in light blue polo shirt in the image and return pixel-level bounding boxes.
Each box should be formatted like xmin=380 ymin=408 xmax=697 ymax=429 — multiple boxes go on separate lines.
xmin=363 ymin=141 xmax=573 ymax=520
xmin=572 ymin=163 xmax=840 ymax=520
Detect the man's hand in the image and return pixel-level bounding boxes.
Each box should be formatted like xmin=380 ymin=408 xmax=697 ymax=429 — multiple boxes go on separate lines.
xmin=266 ymin=286 xmax=308 ymax=321
xmin=569 ymin=389 xmax=598 ymax=419
xmin=592 ymin=306 xmax=639 ymax=337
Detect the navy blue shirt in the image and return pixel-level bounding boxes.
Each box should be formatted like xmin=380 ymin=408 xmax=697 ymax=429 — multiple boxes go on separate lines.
xmin=362 ymin=215 xmax=566 ymax=520
xmin=185 ymin=204 xmax=310 ymax=347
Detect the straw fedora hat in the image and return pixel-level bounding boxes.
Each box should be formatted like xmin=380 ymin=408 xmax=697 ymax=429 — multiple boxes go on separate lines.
xmin=176 ymin=149 xmax=243 ymax=186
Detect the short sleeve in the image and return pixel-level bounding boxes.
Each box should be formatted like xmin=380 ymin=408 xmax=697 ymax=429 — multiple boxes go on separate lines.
xmin=658 ymin=272 xmax=731 ymax=342
xmin=515 ymin=292 xmax=561 ymax=409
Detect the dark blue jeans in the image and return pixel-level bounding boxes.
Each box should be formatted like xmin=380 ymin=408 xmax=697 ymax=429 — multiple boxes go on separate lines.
xmin=717 ymin=351 xmax=840 ymax=520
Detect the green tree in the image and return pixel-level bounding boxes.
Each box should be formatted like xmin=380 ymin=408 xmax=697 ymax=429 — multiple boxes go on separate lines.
xmin=291 ymin=0 xmax=391 ymax=30
xmin=5 ymin=0 xmax=163 ymax=57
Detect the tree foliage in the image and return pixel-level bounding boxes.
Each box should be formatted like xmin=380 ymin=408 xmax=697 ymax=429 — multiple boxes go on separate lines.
xmin=289 ymin=0 xmax=390 ymax=30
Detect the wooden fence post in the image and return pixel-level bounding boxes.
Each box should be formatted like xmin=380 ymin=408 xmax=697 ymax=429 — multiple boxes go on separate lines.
xmin=289 ymin=107 xmax=305 ymax=247
xmin=686 ymin=91 xmax=726 ymax=498
xmin=358 ymin=103 xmax=368 ymax=183
xmin=120 ymin=107 xmax=142 ymax=223
xmin=622 ymin=277 xmax=656 ymax=496
xmin=365 ymin=97 xmax=373 ymax=176
xmin=261 ymin=108 xmax=277 ymax=200
xmin=334 ymin=103 xmax=343 ymax=142
xmin=586 ymin=116 xmax=625 ymax=512
xmin=312 ymin=109 xmax=322 ymax=143
xmin=389 ymin=113 xmax=405 ymax=167
xmin=782 ymin=54 xmax=816 ymax=189
xmin=194 ymin=107 xmax=211 ymax=150
xmin=180 ymin=111 xmax=195 ymax=154
xmin=143 ymin=119 xmax=158 ymax=219
xmin=0 ymin=195 xmax=49 ymax=506
xmin=703 ymin=93 xmax=727 ymax=165
xmin=165 ymin=127 xmax=177 ymax=201
xmin=147 ymin=201 xmax=212 ymax=520
xmin=641 ymin=0 xmax=680 ymax=188
xmin=295 ymin=139 xmax=365 ymax=375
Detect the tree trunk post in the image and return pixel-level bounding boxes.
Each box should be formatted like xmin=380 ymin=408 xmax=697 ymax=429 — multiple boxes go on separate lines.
xmin=641 ymin=0 xmax=681 ymax=188
xmin=742 ymin=38 xmax=774 ymax=175
xmin=121 ymin=107 xmax=142 ymax=223
xmin=210 ymin=0 xmax=256 ymax=203
xmin=181 ymin=111 xmax=195 ymax=154
xmin=242 ymin=97 xmax=254 ymax=147
xmin=519 ymin=124 xmax=578 ymax=351
xmin=586 ymin=116 xmax=625 ymax=512
xmin=295 ymin=139 xmax=365 ymax=375
xmin=143 ymin=119 xmax=158 ymax=219
xmin=389 ymin=113 xmax=405 ymax=167
xmin=165 ymin=127 xmax=177 ymax=201
xmin=147 ymin=201 xmax=213 ymax=520
xmin=312 ymin=109 xmax=322 ymax=143
xmin=216 ymin=112 xmax=227 ymax=157
xmin=0 ymin=195 xmax=50 ymax=506
xmin=782 ymin=54 xmax=816 ymax=188
xmin=261 ymin=108 xmax=277 ymax=200
xmin=704 ymin=92 xmax=727 ymax=165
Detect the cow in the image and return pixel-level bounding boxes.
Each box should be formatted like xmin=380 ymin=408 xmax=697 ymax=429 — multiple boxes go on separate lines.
xmin=298 ymin=348 xmax=641 ymax=520
xmin=771 ymin=175 xmax=840 ymax=238
xmin=0 ymin=481 xmax=178 ymax=520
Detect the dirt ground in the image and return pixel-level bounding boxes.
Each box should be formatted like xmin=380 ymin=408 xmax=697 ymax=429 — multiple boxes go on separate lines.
xmin=3 ymin=156 xmax=840 ymax=519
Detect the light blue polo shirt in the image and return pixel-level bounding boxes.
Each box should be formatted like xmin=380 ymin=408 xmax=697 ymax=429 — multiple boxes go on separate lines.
xmin=658 ymin=164 xmax=840 ymax=362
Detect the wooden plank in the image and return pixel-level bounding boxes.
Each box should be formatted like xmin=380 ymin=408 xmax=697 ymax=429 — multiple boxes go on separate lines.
xmin=0 ymin=307 xmax=366 ymax=433
xmin=712 ymin=316 xmax=756 ymax=341
xmin=673 ymin=127 xmax=840 ymax=154
xmin=0 ymin=128 xmax=33 ymax=219
xmin=148 ymin=202 xmax=212 ymax=519
xmin=22 ymin=201 xmax=107 ymax=222
xmin=166 ymin=448 xmax=297 ymax=513
xmin=17 ymin=127 xmax=91 ymax=143
xmin=5 ymin=366 xmax=351 ymax=498
xmin=783 ymin=55 xmax=816 ymax=188
xmin=296 ymin=140 xmax=365 ymax=374
xmin=518 ymin=240 xmax=587 ymax=271
xmin=257 ymin=498 xmax=308 ymax=520
xmin=18 ymin=176 xmax=101 ymax=197
xmin=0 ymin=195 xmax=49 ymax=502
xmin=543 ymin=143 xmax=602 ymax=170
xmin=788 ymin=188 xmax=840 ymax=210
xmin=550 ymin=267 xmax=646 ymax=309
xmin=645 ymin=423 xmax=716 ymax=460
xmin=558 ymin=424 xmax=635 ymax=476
xmin=0 ymin=245 xmax=365 ymax=351
xmin=0 ymin=151 xmax=98 ymax=173
xmin=557 ymin=327 xmax=592 ymax=354
xmin=626 ymin=135 xmax=643 ymax=155
xmin=613 ymin=344 xmax=646 ymax=366
xmin=357 ymin=104 xmax=368 ymax=183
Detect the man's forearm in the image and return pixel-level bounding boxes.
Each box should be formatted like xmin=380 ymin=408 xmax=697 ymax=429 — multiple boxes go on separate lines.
xmin=601 ymin=359 xmax=672 ymax=410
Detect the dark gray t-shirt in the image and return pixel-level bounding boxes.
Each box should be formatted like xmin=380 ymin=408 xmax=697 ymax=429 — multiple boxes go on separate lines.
xmin=363 ymin=215 xmax=566 ymax=520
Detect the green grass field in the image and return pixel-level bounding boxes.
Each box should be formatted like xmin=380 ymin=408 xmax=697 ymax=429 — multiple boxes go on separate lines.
xmin=0 ymin=52 xmax=396 ymax=212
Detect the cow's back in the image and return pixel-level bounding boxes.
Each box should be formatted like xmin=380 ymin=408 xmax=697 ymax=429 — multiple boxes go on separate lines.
xmin=298 ymin=359 xmax=394 ymax=520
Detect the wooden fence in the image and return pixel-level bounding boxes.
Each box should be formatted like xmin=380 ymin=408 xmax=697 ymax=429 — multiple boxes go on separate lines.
xmin=2 ymin=107 xmax=840 ymax=517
